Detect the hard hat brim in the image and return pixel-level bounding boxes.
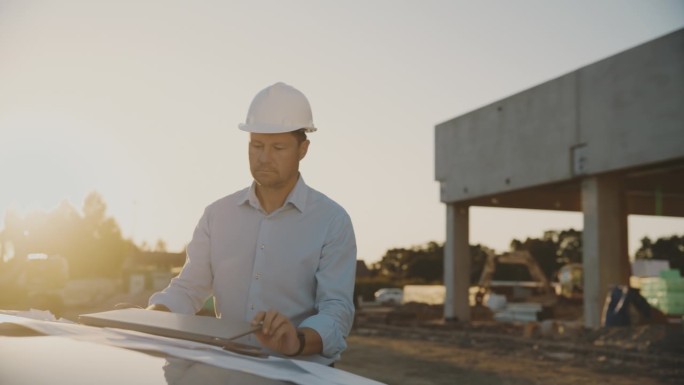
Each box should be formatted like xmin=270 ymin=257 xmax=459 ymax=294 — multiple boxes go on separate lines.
xmin=238 ymin=123 xmax=317 ymax=134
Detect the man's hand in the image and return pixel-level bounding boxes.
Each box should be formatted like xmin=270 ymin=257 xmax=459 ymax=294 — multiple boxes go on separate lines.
xmin=251 ymin=310 xmax=300 ymax=356
xmin=145 ymin=304 xmax=171 ymax=312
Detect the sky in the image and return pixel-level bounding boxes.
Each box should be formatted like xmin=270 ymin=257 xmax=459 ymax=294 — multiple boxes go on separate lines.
xmin=1 ymin=0 xmax=683 ymax=264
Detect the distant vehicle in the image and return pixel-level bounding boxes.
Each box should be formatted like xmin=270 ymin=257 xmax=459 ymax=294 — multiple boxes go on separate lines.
xmin=374 ymin=288 xmax=403 ymax=305
xmin=474 ymin=251 xmax=556 ymax=306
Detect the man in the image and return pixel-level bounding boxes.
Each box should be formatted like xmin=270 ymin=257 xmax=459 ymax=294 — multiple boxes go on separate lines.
xmin=147 ymin=82 xmax=357 ymax=366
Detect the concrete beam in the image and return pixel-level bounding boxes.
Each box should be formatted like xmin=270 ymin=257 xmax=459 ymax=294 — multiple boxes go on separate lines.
xmin=436 ymin=29 xmax=684 ymax=204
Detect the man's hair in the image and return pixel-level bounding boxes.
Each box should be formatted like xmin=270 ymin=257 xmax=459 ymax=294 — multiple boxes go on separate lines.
xmin=291 ymin=128 xmax=308 ymax=144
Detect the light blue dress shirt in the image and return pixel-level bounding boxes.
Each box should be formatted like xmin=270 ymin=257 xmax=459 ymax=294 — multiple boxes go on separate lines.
xmin=149 ymin=176 xmax=357 ymax=364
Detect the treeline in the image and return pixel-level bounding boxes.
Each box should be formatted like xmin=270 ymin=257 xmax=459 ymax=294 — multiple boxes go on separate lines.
xmin=367 ymin=230 xmax=684 ymax=284
xmin=0 ymin=192 xmax=138 ymax=278
xmin=2 ymin=192 xmax=681 ymax=284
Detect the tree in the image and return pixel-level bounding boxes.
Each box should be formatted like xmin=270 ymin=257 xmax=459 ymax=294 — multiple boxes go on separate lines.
xmin=155 ymin=239 xmax=168 ymax=252
xmin=635 ymin=235 xmax=684 ymax=274
xmin=405 ymin=242 xmax=443 ymax=282
xmin=0 ymin=192 xmax=140 ymax=278
xmin=370 ymin=229 xmax=683 ymax=286
xmin=373 ymin=247 xmax=412 ymax=280
xmin=556 ymin=229 xmax=582 ymax=266
xmin=77 ymin=192 xmax=131 ymax=277
xmin=371 ymin=241 xmax=494 ymax=284
xmin=83 ymin=192 xmax=107 ymax=233
xmin=510 ymin=230 xmax=560 ymax=280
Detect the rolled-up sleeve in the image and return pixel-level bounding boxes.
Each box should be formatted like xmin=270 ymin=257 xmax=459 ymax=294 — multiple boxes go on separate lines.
xmin=148 ymin=209 xmax=213 ymax=314
xmin=298 ymin=210 xmax=356 ymax=359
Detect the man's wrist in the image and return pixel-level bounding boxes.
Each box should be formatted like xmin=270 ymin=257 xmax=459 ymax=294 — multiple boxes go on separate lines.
xmin=286 ymin=331 xmax=306 ymax=357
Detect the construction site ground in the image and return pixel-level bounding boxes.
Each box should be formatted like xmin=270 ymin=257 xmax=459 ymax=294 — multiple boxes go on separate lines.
xmin=43 ymin=291 xmax=684 ymax=385
xmin=339 ymin=303 xmax=684 ymax=385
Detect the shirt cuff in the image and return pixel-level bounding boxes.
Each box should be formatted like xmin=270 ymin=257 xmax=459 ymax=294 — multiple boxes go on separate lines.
xmin=298 ymin=314 xmax=347 ymax=359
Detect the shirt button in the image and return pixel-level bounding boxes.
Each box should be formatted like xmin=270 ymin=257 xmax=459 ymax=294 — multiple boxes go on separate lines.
xmin=260 ymin=244 xmax=265 ymax=249
xmin=254 ymin=273 xmax=260 ymax=280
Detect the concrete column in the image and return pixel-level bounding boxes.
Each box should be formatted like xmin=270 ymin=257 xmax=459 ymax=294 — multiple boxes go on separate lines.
xmin=581 ymin=175 xmax=629 ymax=328
xmin=444 ymin=203 xmax=470 ymax=322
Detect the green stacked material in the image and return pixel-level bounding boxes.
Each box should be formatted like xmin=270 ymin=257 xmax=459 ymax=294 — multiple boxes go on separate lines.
xmin=639 ymin=269 xmax=684 ymax=315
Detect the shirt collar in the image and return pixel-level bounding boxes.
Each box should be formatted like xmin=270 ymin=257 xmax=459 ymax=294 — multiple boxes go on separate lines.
xmin=238 ymin=175 xmax=309 ymax=213
xmin=286 ymin=175 xmax=308 ymax=213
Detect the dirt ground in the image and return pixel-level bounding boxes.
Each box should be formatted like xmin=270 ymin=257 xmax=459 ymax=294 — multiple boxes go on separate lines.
xmin=337 ymin=304 xmax=684 ymax=385
xmin=337 ymin=328 xmax=681 ymax=385
xmin=34 ymin=292 xmax=684 ymax=385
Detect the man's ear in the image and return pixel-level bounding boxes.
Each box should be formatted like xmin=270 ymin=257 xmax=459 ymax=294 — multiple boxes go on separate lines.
xmin=299 ymin=140 xmax=310 ymax=161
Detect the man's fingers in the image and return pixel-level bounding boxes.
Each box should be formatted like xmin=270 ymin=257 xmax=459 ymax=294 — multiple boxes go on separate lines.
xmin=262 ymin=309 xmax=282 ymax=334
xmin=267 ymin=315 xmax=288 ymax=336
xmin=251 ymin=311 xmax=267 ymax=326
xmin=271 ymin=322 xmax=289 ymax=341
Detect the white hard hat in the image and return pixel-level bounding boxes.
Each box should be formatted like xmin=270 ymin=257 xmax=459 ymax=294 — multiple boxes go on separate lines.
xmin=238 ymin=82 xmax=317 ymax=134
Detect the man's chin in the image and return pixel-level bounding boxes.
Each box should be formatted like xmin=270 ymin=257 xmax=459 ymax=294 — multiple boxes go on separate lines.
xmin=254 ymin=176 xmax=280 ymax=188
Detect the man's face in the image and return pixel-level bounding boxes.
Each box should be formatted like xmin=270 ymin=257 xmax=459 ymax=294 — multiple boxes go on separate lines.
xmin=249 ymin=132 xmax=309 ymax=189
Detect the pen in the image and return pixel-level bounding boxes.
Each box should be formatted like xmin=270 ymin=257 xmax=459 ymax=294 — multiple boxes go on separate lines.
xmin=226 ymin=321 xmax=263 ymax=340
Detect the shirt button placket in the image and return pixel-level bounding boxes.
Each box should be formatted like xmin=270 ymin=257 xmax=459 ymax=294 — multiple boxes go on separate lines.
xmin=256 ymin=244 xmax=264 ymax=280
xmin=251 ymin=216 xmax=268 ymax=317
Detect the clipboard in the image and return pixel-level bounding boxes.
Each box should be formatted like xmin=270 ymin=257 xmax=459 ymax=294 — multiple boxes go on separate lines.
xmin=78 ymin=308 xmax=266 ymax=356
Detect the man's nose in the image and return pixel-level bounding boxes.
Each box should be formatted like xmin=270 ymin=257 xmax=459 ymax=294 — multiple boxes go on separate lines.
xmin=258 ymin=147 xmax=272 ymax=163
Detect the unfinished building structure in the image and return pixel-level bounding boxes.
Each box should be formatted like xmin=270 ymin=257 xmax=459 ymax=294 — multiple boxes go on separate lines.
xmin=435 ymin=28 xmax=684 ymax=328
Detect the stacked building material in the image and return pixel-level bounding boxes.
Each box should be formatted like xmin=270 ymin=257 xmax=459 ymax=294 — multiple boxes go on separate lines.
xmin=639 ymin=269 xmax=684 ymax=315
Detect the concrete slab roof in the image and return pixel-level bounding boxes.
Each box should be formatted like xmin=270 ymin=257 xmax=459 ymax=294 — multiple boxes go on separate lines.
xmin=435 ymin=29 xmax=684 ymax=217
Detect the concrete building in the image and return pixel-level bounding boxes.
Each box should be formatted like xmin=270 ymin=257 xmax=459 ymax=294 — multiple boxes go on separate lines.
xmin=435 ymin=28 xmax=684 ymax=328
